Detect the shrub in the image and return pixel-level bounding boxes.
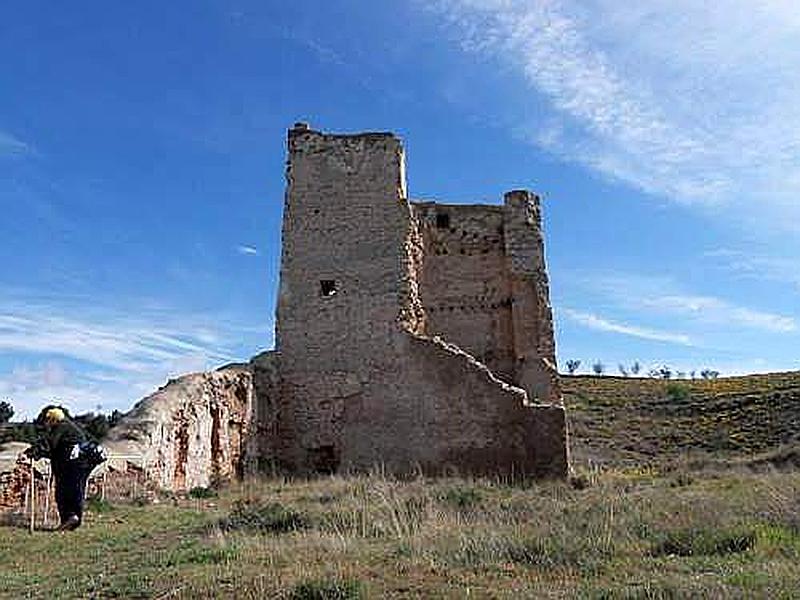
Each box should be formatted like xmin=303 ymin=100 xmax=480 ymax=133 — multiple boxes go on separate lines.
xmin=220 ymin=501 xmax=308 ymax=534
xmin=665 ymin=383 xmax=690 ymax=402
xmin=86 ymin=496 xmax=114 ymax=513
xmin=441 ymin=486 xmax=483 ymax=511
xmin=566 ymin=360 xmax=581 ymax=375
xmin=0 ymin=400 xmax=13 ymax=424
xmin=188 ymin=486 xmax=217 ymax=499
xmin=650 ymin=527 xmax=756 ymax=557
xmin=289 ymin=578 xmax=364 ymax=600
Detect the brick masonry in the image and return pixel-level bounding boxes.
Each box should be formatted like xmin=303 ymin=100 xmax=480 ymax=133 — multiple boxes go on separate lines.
xmin=263 ymin=123 xmax=568 ymax=478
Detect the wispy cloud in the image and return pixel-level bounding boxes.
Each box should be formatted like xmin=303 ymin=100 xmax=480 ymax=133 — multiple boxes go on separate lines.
xmin=706 ymin=249 xmax=800 ymax=291
xmin=641 ymin=294 xmax=796 ymax=333
xmin=578 ymin=272 xmax=798 ymax=335
xmin=0 ymin=312 xmax=232 ymax=374
xmin=237 ymin=244 xmax=259 ymax=256
xmin=0 ymin=293 xmax=268 ymax=418
xmin=0 ymin=131 xmax=30 ymax=157
xmin=563 ymin=308 xmax=692 ymax=345
xmin=427 ymin=1 xmax=800 ymax=227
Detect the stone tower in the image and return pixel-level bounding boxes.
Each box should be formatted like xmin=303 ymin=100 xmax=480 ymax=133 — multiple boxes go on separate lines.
xmin=268 ymin=123 xmax=567 ymax=477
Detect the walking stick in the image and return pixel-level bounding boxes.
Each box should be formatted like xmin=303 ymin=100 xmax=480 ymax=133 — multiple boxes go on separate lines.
xmin=43 ymin=469 xmax=51 ymax=527
xmin=29 ymin=457 xmax=35 ymax=534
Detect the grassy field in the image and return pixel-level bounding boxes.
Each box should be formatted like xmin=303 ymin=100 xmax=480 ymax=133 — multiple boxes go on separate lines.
xmin=1 ymin=372 xmax=799 ymax=598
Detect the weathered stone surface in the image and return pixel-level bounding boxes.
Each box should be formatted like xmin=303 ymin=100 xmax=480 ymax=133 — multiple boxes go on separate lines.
xmin=0 ymin=443 xmax=35 ymax=509
xmin=104 ymin=366 xmax=253 ymax=491
xmin=266 ymin=124 xmax=568 ymax=478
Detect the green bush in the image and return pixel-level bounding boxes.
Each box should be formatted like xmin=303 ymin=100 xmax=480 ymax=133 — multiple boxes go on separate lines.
xmin=651 ymin=527 xmax=756 ymax=557
xmin=289 ymin=578 xmax=364 ymax=600
xmin=441 ymin=486 xmax=483 ymax=511
xmin=220 ymin=501 xmax=308 ymax=534
xmin=86 ymin=496 xmax=114 ymax=513
xmin=188 ymin=486 xmax=217 ymax=499
xmin=665 ymin=383 xmax=690 ymax=402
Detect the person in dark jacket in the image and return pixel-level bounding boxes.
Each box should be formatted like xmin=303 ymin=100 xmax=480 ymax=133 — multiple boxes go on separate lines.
xmin=25 ymin=405 xmax=91 ymax=530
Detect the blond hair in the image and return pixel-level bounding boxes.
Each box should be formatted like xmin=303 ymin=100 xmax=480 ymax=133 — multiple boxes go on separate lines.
xmin=44 ymin=407 xmax=66 ymax=423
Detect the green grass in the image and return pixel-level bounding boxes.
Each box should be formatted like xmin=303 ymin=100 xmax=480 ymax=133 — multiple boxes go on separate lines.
xmin=2 ymin=469 xmax=800 ymax=598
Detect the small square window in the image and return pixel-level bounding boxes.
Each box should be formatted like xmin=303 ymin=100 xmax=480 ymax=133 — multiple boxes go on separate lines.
xmin=435 ymin=213 xmax=450 ymax=229
xmin=320 ymin=280 xmax=337 ymax=297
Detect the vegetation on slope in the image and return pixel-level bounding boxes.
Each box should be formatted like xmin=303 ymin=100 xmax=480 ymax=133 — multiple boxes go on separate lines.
xmin=563 ymin=371 xmax=800 ymax=467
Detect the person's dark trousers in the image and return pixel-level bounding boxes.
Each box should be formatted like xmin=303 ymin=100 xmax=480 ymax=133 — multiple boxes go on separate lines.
xmin=53 ymin=460 xmax=89 ymax=525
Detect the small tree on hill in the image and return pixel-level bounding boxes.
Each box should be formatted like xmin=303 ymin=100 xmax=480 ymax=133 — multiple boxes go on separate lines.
xmin=592 ymin=361 xmax=605 ymax=375
xmin=701 ymin=369 xmax=720 ymax=380
xmin=631 ymin=361 xmax=641 ymax=376
xmin=618 ymin=364 xmax=629 ymax=377
xmin=0 ymin=400 xmax=13 ymax=424
xmin=565 ymin=360 xmax=581 ymax=375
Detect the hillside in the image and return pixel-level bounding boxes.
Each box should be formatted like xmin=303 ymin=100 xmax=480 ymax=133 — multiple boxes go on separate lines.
xmin=564 ymin=371 xmax=800 ymax=467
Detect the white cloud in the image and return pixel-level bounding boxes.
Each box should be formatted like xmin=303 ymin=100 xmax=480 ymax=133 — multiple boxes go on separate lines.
xmin=237 ymin=245 xmax=259 ymax=256
xmin=706 ymin=249 xmax=800 ymax=291
xmin=0 ymin=131 xmax=29 ymax=157
xmin=578 ymin=272 xmax=798 ymax=335
xmin=0 ymin=312 xmax=231 ymax=374
xmin=641 ymin=295 xmax=797 ymax=334
xmin=0 ymin=294 xmax=267 ymax=419
xmin=428 ymin=1 xmax=800 ymax=227
xmin=563 ymin=308 xmax=692 ymax=345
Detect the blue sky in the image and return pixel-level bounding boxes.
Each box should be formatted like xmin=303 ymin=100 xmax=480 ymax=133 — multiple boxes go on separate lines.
xmin=2 ymin=1 xmax=799 ymax=418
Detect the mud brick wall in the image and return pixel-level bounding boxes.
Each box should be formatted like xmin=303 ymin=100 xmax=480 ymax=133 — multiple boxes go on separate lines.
xmin=413 ymin=203 xmax=516 ymax=383
xmin=270 ymin=124 xmax=567 ymax=477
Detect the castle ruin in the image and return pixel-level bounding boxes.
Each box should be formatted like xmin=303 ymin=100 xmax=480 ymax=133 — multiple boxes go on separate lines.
xmin=0 ymin=124 xmax=569 ymax=506
xmin=252 ymin=123 xmax=568 ymax=478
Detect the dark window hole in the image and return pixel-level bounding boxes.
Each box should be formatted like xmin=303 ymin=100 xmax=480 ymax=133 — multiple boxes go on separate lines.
xmin=320 ymin=280 xmax=337 ymax=297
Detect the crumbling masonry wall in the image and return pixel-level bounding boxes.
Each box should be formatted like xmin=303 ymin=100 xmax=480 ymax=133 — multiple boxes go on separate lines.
xmin=266 ymin=124 xmax=568 ymax=478
xmin=103 ymin=367 xmax=253 ymax=491
xmin=412 ymin=195 xmax=560 ymax=403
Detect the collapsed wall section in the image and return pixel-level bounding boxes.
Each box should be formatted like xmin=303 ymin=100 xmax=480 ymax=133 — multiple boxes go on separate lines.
xmin=413 ymin=203 xmax=516 ymax=383
xmin=411 ymin=193 xmax=561 ymax=404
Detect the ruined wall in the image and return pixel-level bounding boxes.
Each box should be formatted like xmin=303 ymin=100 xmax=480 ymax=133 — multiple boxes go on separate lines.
xmin=0 ymin=443 xmax=37 ymax=510
xmin=80 ymin=123 xmax=566 ymax=489
xmin=503 ymin=190 xmax=561 ymax=404
xmin=249 ymin=350 xmax=281 ymax=473
xmin=104 ymin=366 xmax=253 ymax=491
xmin=272 ymin=124 xmax=567 ymax=477
xmin=275 ymin=124 xmax=413 ymax=473
xmin=411 ymin=195 xmax=560 ymax=403
xmin=413 ymin=203 xmax=513 ymax=383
